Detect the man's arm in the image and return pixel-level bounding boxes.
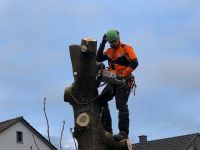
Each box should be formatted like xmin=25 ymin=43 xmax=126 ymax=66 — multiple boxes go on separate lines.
xmin=129 ymin=58 xmax=138 ymax=70
xmin=96 ymin=43 xmax=108 ymax=62
xmin=96 ymin=34 xmax=108 ymax=62
xmin=121 ymin=46 xmax=138 ymax=77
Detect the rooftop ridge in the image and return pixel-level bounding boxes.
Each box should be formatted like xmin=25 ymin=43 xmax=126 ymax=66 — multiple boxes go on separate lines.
xmin=0 ymin=116 xmax=23 ymax=124
xmin=134 ymin=132 xmax=200 ymax=144
xmin=0 ymin=116 xmax=24 ymax=133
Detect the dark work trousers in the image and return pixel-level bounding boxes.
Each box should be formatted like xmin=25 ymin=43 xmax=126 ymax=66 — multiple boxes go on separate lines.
xmin=99 ymin=84 xmax=130 ymax=135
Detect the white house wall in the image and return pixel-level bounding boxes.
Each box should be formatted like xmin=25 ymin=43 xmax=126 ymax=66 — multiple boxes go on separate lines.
xmin=0 ymin=122 xmax=52 ymax=150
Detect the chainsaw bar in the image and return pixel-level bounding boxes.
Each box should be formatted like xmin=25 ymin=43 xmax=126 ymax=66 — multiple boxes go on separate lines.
xmin=101 ymin=69 xmax=125 ymax=85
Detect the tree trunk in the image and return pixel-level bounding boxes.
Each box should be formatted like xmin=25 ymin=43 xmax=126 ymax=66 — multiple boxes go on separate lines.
xmin=64 ymin=38 xmax=132 ymax=150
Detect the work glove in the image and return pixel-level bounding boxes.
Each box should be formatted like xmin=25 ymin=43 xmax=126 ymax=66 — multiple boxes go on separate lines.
xmin=102 ymin=34 xmax=107 ymax=45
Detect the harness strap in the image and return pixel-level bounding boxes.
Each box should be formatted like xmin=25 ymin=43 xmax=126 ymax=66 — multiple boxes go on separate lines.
xmin=132 ymin=76 xmax=137 ymax=96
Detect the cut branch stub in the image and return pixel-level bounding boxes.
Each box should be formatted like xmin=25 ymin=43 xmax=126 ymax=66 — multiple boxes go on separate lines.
xmin=76 ymin=112 xmax=90 ymax=127
xmin=79 ymin=38 xmax=97 ymax=77
xmin=69 ymin=38 xmax=97 ymax=81
xmin=104 ymin=132 xmax=133 ymax=150
xmin=69 ymin=45 xmax=81 ymax=80
xmin=119 ymin=139 xmax=133 ymax=150
xmin=81 ymin=38 xmax=97 ymax=54
xmin=64 ymin=86 xmax=74 ymax=105
xmin=69 ymin=38 xmax=98 ymax=97
xmin=127 ymin=140 xmax=133 ymax=150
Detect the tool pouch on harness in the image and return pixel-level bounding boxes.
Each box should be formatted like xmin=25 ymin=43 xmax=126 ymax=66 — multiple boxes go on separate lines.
xmin=125 ymin=75 xmax=137 ymax=95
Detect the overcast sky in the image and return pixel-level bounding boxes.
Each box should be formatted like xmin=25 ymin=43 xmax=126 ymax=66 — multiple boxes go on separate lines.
xmin=0 ymin=0 xmax=200 ymax=149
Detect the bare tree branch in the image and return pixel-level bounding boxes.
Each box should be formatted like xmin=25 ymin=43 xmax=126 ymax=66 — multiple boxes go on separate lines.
xmin=60 ymin=121 xmax=66 ymax=150
xmin=70 ymin=128 xmax=78 ymax=150
xmin=43 ymin=97 xmax=52 ymax=149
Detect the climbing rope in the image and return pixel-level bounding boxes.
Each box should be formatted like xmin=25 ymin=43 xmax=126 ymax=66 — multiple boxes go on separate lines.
xmin=68 ymin=87 xmax=98 ymax=105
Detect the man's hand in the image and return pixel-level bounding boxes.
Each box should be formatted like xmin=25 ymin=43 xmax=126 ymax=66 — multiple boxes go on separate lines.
xmin=102 ymin=34 xmax=107 ymax=45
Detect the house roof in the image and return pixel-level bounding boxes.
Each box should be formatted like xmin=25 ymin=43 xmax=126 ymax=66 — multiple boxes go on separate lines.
xmin=0 ymin=116 xmax=57 ymax=150
xmin=0 ymin=116 xmax=22 ymax=133
xmin=133 ymin=133 xmax=200 ymax=150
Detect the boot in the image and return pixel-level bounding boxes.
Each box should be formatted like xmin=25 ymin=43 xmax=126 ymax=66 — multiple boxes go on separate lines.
xmin=118 ymin=112 xmax=129 ymax=135
xmin=114 ymin=131 xmax=128 ymax=141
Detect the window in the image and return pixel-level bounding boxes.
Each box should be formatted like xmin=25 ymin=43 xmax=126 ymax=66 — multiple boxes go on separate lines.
xmin=16 ymin=131 xmax=23 ymax=143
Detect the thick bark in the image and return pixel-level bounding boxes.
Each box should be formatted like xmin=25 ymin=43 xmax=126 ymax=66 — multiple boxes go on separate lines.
xmin=64 ymin=38 xmax=132 ymax=150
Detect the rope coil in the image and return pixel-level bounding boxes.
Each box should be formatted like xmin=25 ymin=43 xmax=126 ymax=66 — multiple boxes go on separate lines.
xmin=68 ymin=87 xmax=98 ymax=105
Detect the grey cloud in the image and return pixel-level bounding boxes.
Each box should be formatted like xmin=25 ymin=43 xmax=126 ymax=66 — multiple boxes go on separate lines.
xmin=131 ymin=92 xmax=200 ymax=142
xmin=128 ymin=58 xmax=200 ymax=141
xmin=149 ymin=59 xmax=200 ymax=93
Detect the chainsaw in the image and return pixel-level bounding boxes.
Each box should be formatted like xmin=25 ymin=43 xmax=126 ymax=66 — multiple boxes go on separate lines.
xmin=96 ymin=66 xmax=125 ymax=85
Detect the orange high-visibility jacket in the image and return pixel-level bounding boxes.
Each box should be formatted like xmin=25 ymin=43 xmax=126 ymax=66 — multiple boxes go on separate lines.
xmin=97 ymin=41 xmax=138 ymax=77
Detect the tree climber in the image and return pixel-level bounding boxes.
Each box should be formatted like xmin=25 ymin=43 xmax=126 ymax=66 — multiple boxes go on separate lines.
xmin=96 ymin=29 xmax=138 ymax=140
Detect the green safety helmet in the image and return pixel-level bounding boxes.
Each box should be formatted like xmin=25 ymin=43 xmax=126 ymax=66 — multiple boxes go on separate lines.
xmin=106 ymin=29 xmax=119 ymax=42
